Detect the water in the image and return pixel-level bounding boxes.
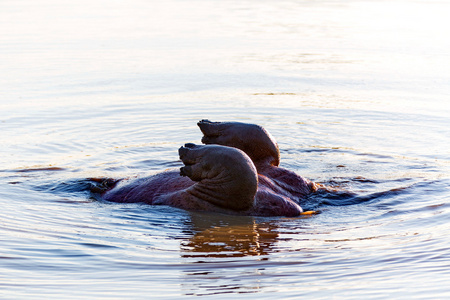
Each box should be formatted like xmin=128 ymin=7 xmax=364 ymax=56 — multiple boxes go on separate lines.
xmin=1 ymin=0 xmax=450 ymax=298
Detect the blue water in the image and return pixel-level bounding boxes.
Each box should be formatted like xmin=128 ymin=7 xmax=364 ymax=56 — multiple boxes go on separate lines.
xmin=1 ymin=0 xmax=450 ymax=298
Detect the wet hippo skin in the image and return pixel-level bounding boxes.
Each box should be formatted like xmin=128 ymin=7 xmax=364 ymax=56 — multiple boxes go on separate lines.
xmin=97 ymin=120 xmax=318 ymax=217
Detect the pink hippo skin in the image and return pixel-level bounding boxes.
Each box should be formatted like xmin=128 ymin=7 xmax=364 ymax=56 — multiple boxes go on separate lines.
xmin=99 ymin=120 xmax=318 ymax=217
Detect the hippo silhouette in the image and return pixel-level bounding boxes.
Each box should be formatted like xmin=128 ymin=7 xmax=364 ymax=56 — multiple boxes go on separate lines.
xmin=93 ymin=120 xmax=320 ymax=217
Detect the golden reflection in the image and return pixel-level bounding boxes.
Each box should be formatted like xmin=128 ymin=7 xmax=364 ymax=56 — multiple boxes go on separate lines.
xmin=181 ymin=213 xmax=279 ymax=258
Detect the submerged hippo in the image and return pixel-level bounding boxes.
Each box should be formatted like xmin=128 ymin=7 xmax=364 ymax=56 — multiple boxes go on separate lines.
xmin=93 ymin=120 xmax=320 ymax=217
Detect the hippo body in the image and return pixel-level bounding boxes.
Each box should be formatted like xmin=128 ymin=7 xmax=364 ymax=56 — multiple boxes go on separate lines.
xmin=98 ymin=120 xmax=317 ymax=217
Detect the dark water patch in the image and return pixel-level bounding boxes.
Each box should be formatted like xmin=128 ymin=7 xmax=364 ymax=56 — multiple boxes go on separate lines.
xmin=0 ymin=166 xmax=67 ymax=177
xmin=80 ymin=242 xmax=119 ymax=249
xmin=13 ymin=166 xmax=66 ymax=173
xmin=52 ymin=198 xmax=95 ymax=204
xmin=7 ymin=181 xmax=21 ymax=184
xmin=323 ymin=176 xmax=381 ymax=185
xmin=0 ymin=256 xmax=26 ymax=260
xmin=292 ymin=146 xmax=355 ymax=154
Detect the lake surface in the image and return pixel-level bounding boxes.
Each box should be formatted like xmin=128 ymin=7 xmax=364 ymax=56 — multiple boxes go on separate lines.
xmin=1 ymin=0 xmax=450 ymax=298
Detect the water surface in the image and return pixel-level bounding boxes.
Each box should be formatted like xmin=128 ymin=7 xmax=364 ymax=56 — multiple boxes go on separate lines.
xmin=1 ymin=0 xmax=450 ymax=299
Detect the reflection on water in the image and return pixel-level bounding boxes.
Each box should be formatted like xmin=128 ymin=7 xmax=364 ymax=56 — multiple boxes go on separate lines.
xmin=179 ymin=213 xmax=322 ymax=296
xmin=1 ymin=0 xmax=450 ymax=298
xmin=181 ymin=213 xmax=279 ymax=258
xmin=179 ymin=214 xmax=276 ymax=296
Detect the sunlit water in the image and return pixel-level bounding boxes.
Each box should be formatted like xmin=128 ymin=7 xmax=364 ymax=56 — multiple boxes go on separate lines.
xmin=1 ymin=0 xmax=450 ymax=298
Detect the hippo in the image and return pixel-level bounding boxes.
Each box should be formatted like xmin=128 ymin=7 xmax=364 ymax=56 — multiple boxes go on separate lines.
xmin=93 ymin=120 xmax=320 ymax=217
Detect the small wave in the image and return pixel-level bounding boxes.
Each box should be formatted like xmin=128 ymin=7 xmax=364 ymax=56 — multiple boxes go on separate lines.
xmin=318 ymin=187 xmax=407 ymax=206
xmin=313 ymin=179 xmax=448 ymax=208
xmin=32 ymin=178 xmax=101 ymax=196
